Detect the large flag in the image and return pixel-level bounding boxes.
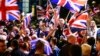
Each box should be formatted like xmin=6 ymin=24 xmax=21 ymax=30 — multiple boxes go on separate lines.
xmin=68 ymin=14 xmax=76 ymax=26
xmin=50 ymin=0 xmax=87 ymax=12
xmin=68 ymin=12 xmax=89 ymax=32
xmin=30 ymin=38 xmax=52 ymax=55
xmin=63 ymin=12 xmax=89 ymax=36
xmin=63 ymin=27 xmax=78 ymax=37
xmin=0 ymin=0 xmax=20 ymax=21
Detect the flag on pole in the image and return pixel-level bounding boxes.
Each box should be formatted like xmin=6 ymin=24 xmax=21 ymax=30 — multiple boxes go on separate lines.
xmin=63 ymin=26 xmax=78 ymax=37
xmin=54 ymin=6 xmax=60 ymax=27
xmin=68 ymin=14 xmax=76 ymax=26
xmin=0 ymin=0 xmax=20 ymax=21
xmin=51 ymin=6 xmax=60 ymax=27
xmin=68 ymin=12 xmax=89 ymax=32
xmin=45 ymin=2 xmax=51 ymax=19
xmin=50 ymin=0 xmax=87 ymax=12
xmin=23 ymin=13 xmax=32 ymax=29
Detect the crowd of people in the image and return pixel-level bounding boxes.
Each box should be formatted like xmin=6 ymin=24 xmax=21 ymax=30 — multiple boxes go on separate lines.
xmin=0 ymin=2 xmax=100 ymax=56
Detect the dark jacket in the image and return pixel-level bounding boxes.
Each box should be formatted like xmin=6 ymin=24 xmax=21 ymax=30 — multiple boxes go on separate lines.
xmin=0 ymin=51 xmax=10 ymax=56
xmin=59 ymin=41 xmax=72 ymax=56
xmin=11 ymin=48 xmax=27 ymax=56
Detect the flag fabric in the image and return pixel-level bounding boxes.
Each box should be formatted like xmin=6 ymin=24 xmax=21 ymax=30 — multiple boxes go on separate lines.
xmin=0 ymin=0 xmax=20 ymax=21
xmin=23 ymin=13 xmax=32 ymax=29
xmin=30 ymin=38 xmax=52 ymax=55
xmin=68 ymin=14 xmax=76 ymax=26
xmin=50 ymin=0 xmax=87 ymax=12
xmin=63 ymin=27 xmax=78 ymax=37
xmin=63 ymin=28 xmax=71 ymax=36
xmin=54 ymin=6 xmax=60 ymax=27
xmin=45 ymin=2 xmax=51 ymax=19
xmin=51 ymin=6 xmax=60 ymax=27
xmin=68 ymin=12 xmax=89 ymax=32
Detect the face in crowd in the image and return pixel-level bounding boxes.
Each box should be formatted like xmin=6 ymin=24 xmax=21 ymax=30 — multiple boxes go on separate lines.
xmin=0 ymin=40 xmax=7 ymax=53
xmin=96 ymin=39 xmax=100 ymax=51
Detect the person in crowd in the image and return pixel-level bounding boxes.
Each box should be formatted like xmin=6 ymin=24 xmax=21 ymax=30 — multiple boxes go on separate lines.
xmin=20 ymin=42 xmax=29 ymax=55
xmin=37 ymin=20 xmax=48 ymax=38
xmin=10 ymin=39 xmax=27 ymax=56
xmin=23 ymin=36 xmax=30 ymax=53
xmin=77 ymin=30 xmax=87 ymax=45
xmin=0 ymin=39 xmax=10 ymax=56
xmin=71 ymin=44 xmax=82 ymax=56
xmin=96 ymin=37 xmax=100 ymax=56
xmin=33 ymin=40 xmax=47 ymax=56
xmin=81 ymin=43 xmax=91 ymax=56
xmin=50 ymin=37 xmax=60 ymax=56
xmin=87 ymin=37 xmax=97 ymax=56
xmin=59 ymin=34 xmax=77 ymax=56
xmin=31 ymin=34 xmax=37 ymax=40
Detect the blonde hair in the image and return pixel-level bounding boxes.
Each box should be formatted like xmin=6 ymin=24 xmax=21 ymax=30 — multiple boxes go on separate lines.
xmin=81 ymin=43 xmax=91 ymax=56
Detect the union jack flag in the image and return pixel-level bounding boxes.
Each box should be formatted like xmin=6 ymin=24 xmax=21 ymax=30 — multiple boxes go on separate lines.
xmin=68 ymin=12 xmax=89 ymax=32
xmin=50 ymin=0 xmax=87 ymax=12
xmin=45 ymin=1 xmax=51 ymax=19
xmin=63 ymin=26 xmax=78 ymax=37
xmin=51 ymin=6 xmax=60 ymax=27
xmin=0 ymin=0 xmax=20 ymax=21
xmin=23 ymin=13 xmax=32 ymax=29
xmin=68 ymin=14 xmax=76 ymax=26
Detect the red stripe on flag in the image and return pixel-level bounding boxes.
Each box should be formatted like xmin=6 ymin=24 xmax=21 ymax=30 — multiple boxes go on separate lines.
xmin=72 ymin=24 xmax=86 ymax=28
xmin=46 ymin=4 xmax=50 ymax=19
xmin=58 ymin=0 xmax=66 ymax=6
xmin=71 ymin=0 xmax=77 ymax=2
xmin=0 ymin=0 xmax=18 ymax=21
xmin=9 ymin=12 xmax=20 ymax=20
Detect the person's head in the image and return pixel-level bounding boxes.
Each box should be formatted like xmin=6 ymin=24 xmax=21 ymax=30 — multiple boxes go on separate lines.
xmin=31 ymin=34 xmax=37 ymax=40
xmin=39 ymin=20 xmax=46 ymax=30
xmin=23 ymin=36 xmax=30 ymax=42
xmin=25 ymin=28 xmax=30 ymax=36
xmin=11 ymin=39 xmax=19 ymax=49
xmin=50 ymin=38 xmax=57 ymax=46
xmin=20 ymin=42 xmax=28 ymax=50
xmin=35 ymin=40 xmax=45 ymax=53
xmin=14 ymin=34 xmax=20 ymax=40
xmin=59 ymin=18 xmax=65 ymax=25
xmin=79 ymin=30 xmax=87 ymax=38
xmin=67 ymin=35 xmax=77 ymax=44
xmin=0 ymin=39 xmax=7 ymax=53
xmin=81 ymin=43 xmax=91 ymax=56
xmin=96 ymin=38 xmax=100 ymax=51
xmin=87 ymin=37 xmax=95 ymax=46
xmin=71 ymin=45 xmax=82 ymax=56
